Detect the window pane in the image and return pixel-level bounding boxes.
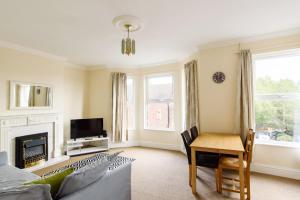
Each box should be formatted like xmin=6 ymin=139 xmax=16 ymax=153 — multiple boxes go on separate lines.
xmin=147 ymin=102 xmax=175 ymax=130
xmin=255 ymin=98 xmax=300 ymax=142
xmin=127 ymin=77 xmax=135 ymax=130
xmin=127 ymin=78 xmax=134 ymax=103
xmin=145 ymin=74 xmax=175 ymax=130
xmin=147 ymin=76 xmax=173 ymax=100
xmin=254 ymin=53 xmax=300 ymax=143
xmin=127 ymin=102 xmax=135 ymax=130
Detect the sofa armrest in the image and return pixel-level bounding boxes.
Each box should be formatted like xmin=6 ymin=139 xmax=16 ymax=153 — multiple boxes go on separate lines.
xmin=0 ymin=151 xmax=8 ymax=166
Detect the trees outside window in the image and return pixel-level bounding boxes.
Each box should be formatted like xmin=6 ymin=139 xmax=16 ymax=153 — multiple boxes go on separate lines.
xmin=254 ymin=52 xmax=300 ymax=143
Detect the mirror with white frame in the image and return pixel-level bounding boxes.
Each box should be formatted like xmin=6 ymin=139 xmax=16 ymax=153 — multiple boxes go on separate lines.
xmin=10 ymin=81 xmax=53 ymax=109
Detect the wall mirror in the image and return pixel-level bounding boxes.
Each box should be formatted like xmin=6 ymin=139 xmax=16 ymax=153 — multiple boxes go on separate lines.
xmin=10 ymin=81 xmax=53 ymax=110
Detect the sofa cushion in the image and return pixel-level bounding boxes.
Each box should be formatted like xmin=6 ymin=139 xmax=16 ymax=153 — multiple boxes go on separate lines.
xmin=0 ymin=165 xmax=40 ymax=190
xmin=56 ymin=157 xmax=110 ymax=199
xmin=26 ymin=168 xmax=74 ymax=198
xmin=0 ymin=164 xmax=51 ymax=200
xmin=0 ymin=184 xmax=52 ymax=200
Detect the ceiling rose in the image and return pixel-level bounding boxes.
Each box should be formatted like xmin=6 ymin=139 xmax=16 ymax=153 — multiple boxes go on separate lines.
xmin=113 ymin=15 xmax=143 ymax=56
xmin=112 ymin=15 xmax=143 ymax=32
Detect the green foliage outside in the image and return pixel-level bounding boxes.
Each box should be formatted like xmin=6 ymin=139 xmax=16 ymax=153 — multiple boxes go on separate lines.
xmin=256 ymin=77 xmax=300 ymax=94
xmin=255 ymin=77 xmax=300 ymax=142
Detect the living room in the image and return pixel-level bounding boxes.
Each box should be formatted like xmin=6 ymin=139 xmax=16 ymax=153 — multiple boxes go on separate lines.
xmin=0 ymin=1 xmax=300 ymax=200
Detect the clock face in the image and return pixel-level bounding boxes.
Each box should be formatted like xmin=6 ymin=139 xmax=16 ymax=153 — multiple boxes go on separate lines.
xmin=212 ymin=72 xmax=225 ymax=84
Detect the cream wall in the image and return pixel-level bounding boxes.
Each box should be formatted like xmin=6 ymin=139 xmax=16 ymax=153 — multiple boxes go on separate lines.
xmin=63 ymin=66 xmax=88 ymax=141
xmin=0 ymin=46 xmax=87 ymax=141
xmin=196 ymin=45 xmax=239 ymax=133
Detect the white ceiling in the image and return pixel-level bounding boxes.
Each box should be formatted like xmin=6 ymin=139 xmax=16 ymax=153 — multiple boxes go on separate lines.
xmin=0 ymin=0 xmax=300 ymax=68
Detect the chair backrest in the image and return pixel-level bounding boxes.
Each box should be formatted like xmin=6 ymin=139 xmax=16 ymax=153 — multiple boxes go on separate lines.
xmin=244 ymin=129 xmax=255 ymax=168
xmin=181 ymin=130 xmax=193 ymax=164
xmin=190 ymin=126 xmax=199 ymax=141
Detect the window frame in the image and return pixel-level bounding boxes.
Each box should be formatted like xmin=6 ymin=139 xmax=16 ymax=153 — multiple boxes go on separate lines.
xmin=253 ymin=49 xmax=300 ymax=148
xmin=144 ymin=73 xmax=176 ymax=131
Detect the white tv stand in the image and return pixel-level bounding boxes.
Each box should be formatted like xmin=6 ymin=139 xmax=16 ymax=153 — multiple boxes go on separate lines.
xmin=66 ymin=137 xmax=109 ymax=156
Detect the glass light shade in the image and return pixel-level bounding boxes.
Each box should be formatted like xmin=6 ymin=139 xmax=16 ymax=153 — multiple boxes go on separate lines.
xmin=121 ymin=39 xmax=125 ymax=54
xmin=132 ymin=39 xmax=135 ymax=54
xmin=121 ymin=35 xmax=135 ymax=55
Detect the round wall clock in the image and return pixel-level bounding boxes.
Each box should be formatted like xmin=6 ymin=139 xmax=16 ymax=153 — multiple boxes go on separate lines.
xmin=212 ymin=72 xmax=225 ymax=84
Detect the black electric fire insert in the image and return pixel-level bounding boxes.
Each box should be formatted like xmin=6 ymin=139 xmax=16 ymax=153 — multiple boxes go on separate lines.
xmin=15 ymin=132 xmax=48 ymax=169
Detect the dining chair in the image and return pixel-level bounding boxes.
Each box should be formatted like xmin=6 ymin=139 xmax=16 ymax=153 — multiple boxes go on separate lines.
xmin=217 ymin=129 xmax=255 ymax=199
xmin=181 ymin=130 xmax=220 ymax=189
xmin=190 ymin=126 xmax=199 ymax=141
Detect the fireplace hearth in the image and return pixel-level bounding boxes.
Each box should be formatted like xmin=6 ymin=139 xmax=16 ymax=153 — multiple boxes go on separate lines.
xmin=15 ymin=132 xmax=48 ymax=169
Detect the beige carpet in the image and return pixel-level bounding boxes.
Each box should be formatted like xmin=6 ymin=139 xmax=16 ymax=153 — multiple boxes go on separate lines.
xmin=33 ymin=147 xmax=300 ymax=200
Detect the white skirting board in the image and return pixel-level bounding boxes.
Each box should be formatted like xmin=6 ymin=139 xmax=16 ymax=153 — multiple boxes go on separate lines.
xmin=251 ymin=163 xmax=300 ymax=180
xmin=109 ymin=141 xmax=140 ymax=148
xmin=139 ymin=141 xmax=181 ymax=151
xmin=109 ymin=141 xmax=181 ymax=151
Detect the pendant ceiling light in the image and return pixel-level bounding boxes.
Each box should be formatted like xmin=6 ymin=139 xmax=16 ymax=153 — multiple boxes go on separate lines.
xmin=112 ymin=15 xmax=143 ymax=56
xmin=121 ymin=24 xmax=135 ymax=55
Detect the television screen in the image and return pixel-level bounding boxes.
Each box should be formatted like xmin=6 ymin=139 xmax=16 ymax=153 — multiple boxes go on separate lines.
xmin=71 ymin=118 xmax=103 ymax=139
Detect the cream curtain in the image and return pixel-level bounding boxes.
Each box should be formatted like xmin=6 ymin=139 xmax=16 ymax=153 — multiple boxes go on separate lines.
xmin=16 ymin=85 xmax=21 ymax=107
xmin=45 ymin=87 xmax=51 ymax=106
xmin=184 ymin=60 xmax=200 ymax=130
xmin=112 ymin=72 xmax=128 ymax=143
xmin=236 ymin=49 xmax=254 ymax=143
xmin=28 ymin=86 xmax=35 ymax=106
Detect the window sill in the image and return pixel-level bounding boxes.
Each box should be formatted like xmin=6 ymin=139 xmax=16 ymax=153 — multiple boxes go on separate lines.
xmin=255 ymin=140 xmax=300 ymax=149
xmin=143 ymin=128 xmax=176 ymax=132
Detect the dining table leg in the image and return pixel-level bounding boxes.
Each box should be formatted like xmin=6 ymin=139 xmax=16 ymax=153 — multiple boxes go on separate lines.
xmin=239 ymin=152 xmax=245 ymax=200
xmin=191 ymin=148 xmax=196 ymax=194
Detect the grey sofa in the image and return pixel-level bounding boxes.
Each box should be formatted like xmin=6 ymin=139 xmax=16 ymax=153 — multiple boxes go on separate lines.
xmin=0 ymin=152 xmax=132 ymax=200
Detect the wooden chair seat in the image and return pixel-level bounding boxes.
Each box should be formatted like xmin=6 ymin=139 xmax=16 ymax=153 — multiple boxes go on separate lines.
xmin=217 ymin=129 xmax=255 ymax=200
xmin=219 ymin=157 xmax=247 ymax=170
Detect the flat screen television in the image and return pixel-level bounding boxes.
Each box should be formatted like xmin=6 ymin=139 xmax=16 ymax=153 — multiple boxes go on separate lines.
xmin=71 ymin=118 xmax=103 ymax=140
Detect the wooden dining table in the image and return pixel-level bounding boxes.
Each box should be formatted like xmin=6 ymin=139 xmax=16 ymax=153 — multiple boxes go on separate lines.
xmin=190 ymin=132 xmax=245 ymax=200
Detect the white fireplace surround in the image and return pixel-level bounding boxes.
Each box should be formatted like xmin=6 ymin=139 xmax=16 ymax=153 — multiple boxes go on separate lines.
xmin=0 ymin=113 xmax=64 ymax=166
